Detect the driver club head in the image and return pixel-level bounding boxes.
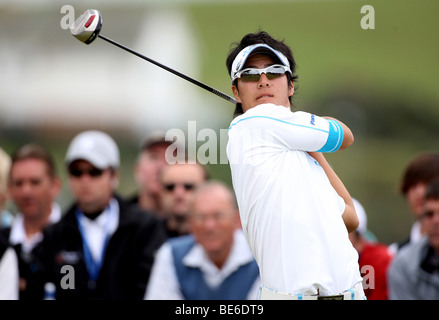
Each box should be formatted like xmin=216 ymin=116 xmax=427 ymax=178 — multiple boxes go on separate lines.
xmin=70 ymin=9 xmax=102 ymax=45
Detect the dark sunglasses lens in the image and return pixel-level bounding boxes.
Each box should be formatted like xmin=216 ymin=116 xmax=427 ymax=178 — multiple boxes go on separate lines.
xmin=69 ymin=168 xmax=82 ymax=177
xmin=89 ymin=168 xmax=103 ymax=177
xmin=69 ymin=168 xmax=103 ymax=178
xmin=266 ymin=73 xmax=283 ymax=80
xmin=240 ymin=70 xmax=261 ymax=82
xmin=164 ymin=183 xmax=195 ymax=191
xmin=241 ymin=74 xmax=260 ymax=82
xmin=266 ymin=66 xmax=286 ymax=79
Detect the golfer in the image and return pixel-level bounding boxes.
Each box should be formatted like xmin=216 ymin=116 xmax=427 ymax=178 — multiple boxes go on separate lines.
xmin=225 ymin=31 xmax=365 ymax=300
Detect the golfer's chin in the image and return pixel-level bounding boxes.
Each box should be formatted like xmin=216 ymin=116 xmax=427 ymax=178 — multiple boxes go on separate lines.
xmin=242 ymin=101 xmax=272 ymax=113
xmin=243 ymin=98 xmax=290 ymax=112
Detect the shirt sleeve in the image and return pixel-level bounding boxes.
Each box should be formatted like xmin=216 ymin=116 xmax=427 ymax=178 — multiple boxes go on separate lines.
xmin=143 ymin=242 xmax=184 ymax=300
xmin=0 ymin=248 xmax=19 ymax=300
xmin=228 ymin=104 xmax=344 ymax=153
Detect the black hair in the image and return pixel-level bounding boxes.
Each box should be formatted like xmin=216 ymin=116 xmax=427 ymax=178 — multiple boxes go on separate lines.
xmin=400 ymin=153 xmax=439 ymax=196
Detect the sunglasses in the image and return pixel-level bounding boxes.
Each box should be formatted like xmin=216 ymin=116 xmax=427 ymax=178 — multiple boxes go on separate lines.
xmin=164 ymin=183 xmax=195 ymax=192
xmin=69 ymin=167 xmax=104 ymax=178
xmin=234 ymin=64 xmax=291 ymax=83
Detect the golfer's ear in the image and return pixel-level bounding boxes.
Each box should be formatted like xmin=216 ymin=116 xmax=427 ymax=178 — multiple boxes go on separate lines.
xmin=289 ymin=82 xmax=295 ymax=97
xmin=232 ymin=85 xmax=241 ymax=103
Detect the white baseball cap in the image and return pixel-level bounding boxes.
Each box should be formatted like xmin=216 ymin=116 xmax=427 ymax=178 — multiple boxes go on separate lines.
xmin=352 ymin=198 xmax=367 ymax=235
xmin=230 ymin=43 xmax=291 ymax=82
xmin=65 ymin=130 xmax=120 ymax=169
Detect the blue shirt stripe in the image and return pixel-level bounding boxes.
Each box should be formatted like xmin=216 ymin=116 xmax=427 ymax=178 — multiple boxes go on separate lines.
xmin=317 ymin=120 xmax=344 ymax=153
xmin=228 ymin=115 xmax=329 ymax=134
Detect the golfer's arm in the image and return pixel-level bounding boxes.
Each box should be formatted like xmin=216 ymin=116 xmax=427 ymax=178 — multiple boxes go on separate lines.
xmin=323 ymin=117 xmax=354 ymax=150
xmin=308 ymin=151 xmax=359 ymax=233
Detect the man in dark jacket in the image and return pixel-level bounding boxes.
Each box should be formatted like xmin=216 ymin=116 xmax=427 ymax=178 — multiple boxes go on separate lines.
xmin=31 ymin=130 xmax=167 ymax=300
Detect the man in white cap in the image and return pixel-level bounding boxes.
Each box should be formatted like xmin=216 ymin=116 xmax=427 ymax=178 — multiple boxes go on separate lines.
xmin=31 ymin=130 xmax=167 ymax=300
xmin=225 ymin=31 xmax=364 ymax=299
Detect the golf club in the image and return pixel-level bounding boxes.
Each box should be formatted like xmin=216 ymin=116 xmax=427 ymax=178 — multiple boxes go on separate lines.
xmin=70 ymin=9 xmax=237 ymax=104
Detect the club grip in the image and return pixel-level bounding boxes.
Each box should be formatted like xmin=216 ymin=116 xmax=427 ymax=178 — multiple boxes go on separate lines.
xmin=212 ymin=89 xmax=237 ymax=104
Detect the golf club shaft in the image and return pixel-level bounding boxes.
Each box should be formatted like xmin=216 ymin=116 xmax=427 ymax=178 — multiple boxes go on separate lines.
xmin=98 ymin=34 xmax=237 ymax=104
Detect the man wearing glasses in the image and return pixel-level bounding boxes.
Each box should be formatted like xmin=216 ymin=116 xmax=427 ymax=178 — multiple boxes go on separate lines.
xmin=31 ymin=130 xmax=167 ymax=299
xmin=225 ymin=31 xmax=364 ymax=300
xmin=160 ymin=161 xmax=208 ymax=238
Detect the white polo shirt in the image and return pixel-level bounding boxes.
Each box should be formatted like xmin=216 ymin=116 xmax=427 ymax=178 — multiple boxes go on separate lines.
xmin=227 ymin=103 xmax=362 ymax=296
xmin=9 ymin=202 xmax=62 ymax=255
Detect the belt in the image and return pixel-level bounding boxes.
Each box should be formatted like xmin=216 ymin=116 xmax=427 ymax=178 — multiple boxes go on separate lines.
xmin=258 ymin=282 xmax=365 ymax=300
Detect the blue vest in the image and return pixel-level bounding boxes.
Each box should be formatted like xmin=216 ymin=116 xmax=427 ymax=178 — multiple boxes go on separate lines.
xmin=170 ymin=235 xmax=260 ymax=300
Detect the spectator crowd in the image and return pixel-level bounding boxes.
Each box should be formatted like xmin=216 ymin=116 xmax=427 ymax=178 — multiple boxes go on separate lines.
xmin=1 ymin=131 xmax=438 ymax=300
